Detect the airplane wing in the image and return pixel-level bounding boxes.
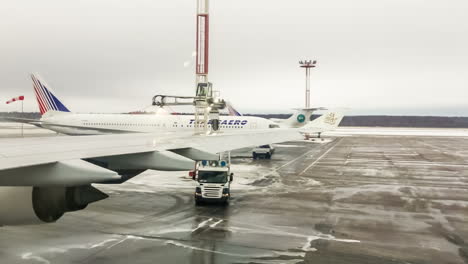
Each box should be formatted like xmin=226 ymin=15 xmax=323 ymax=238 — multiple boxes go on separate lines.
xmin=0 ymin=111 xmax=344 ymax=176
xmin=2 ymin=117 xmax=43 ymax=127
xmin=0 ymin=111 xmax=343 ymax=226
xmin=0 ymin=128 xmax=302 ymax=181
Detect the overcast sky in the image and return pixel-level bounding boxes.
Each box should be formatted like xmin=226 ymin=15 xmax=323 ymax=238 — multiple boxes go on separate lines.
xmin=0 ymin=0 xmax=467 ymax=115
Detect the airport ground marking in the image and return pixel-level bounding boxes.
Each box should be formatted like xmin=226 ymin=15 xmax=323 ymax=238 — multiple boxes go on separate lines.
xmin=191 ymin=218 xmax=213 ymax=233
xmin=209 ymin=219 xmax=223 ymax=228
xmin=299 ymin=138 xmax=343 ymax=176
xmin=262 ymin=146 xmax=324 ymax=178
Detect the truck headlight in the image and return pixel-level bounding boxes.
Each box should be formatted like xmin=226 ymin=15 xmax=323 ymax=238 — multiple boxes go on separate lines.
xmin=195 ymin=187 xmax=202 ymax=194
xmin=222 ymin=188 xmax=229 ymax=194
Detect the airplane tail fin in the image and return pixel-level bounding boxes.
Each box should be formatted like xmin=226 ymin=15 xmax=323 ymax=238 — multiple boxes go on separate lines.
xmin=226 ymin=101 xmax=242 ymax=116
xmin=31 ymin=73 xmax=71 ymax=115
xmin=300 ymin=110 xmax=345 ymax=133
xmin=277 ymin=108 xmax=324 ymax=128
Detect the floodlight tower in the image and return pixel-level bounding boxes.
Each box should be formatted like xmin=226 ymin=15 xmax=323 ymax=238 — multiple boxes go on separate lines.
xmin=193 ymin=0 xmax=225 ymax=134
xmin=299 ymin=60 xmax=317 ymax=108
xmin=196 ymin=0 xmax=209 ymax=84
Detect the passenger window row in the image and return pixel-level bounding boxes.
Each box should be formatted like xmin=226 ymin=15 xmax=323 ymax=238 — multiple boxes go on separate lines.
xmin=82 ymin=123 xmax=164 ymax=127
xmin=82 ymin=123 xmax=246 ymax=129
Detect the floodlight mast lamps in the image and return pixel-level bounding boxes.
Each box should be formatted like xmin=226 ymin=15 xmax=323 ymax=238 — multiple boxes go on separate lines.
xmin=299 ymin=60 xmax=317 ymax=108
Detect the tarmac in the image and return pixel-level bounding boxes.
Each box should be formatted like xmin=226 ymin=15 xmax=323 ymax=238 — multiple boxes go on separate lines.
xmin=1 ymin=124 xmax=468 ymax=264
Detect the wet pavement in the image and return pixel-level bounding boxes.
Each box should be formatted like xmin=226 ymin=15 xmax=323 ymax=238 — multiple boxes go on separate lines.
xmin=2 ymin=132 xmax=468 ymax=264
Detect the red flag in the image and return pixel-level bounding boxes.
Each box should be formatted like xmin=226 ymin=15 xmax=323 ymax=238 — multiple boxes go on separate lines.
xmin=6 ymin=96 xmax=24 ymax=104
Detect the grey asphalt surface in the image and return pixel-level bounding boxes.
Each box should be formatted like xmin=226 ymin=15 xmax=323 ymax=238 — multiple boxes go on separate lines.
xmin=1 ymin=130 xmax=468 ymax=264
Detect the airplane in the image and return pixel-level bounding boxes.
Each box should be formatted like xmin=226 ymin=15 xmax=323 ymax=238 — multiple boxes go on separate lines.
xmin=226 ymin=100 xmax=324 ymax=131
xmin=0 ymin=110 xmax=344 ymax=226
xmin=9 ymin=74 xmax=330 ymax=136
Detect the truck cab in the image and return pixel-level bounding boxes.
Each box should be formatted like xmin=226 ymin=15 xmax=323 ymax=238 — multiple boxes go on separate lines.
xmin=192 ymin=160 xmax=233 ymax=205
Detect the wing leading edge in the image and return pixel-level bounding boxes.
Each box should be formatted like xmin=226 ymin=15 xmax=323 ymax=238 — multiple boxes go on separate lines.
xmin=0 ymin=128 xmax=301 ymax=186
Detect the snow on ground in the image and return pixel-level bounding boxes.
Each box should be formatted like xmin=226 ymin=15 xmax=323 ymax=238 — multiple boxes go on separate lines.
xmin=102 ymin=170 xmax=196 ymax=193
xmin=332 ymin=184 xmax=405 ymax=201
xmin=325 ymin=127 xmax=468 ymax=137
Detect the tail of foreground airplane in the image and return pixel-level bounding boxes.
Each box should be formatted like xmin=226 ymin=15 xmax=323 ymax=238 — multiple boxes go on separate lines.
xmin=31 ymin=74 xmax=71 ymax=115
xmin=300 ymin=110 xmax=345 ymax=134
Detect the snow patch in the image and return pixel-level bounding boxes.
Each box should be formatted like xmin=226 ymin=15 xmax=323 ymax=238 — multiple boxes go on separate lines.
xmin=165 ymin=240 xmax=248 ymax=257
xmin=192 ymin=218 xmax=213 ymax=232
xmin=332 ymin=184 xmax=404 ymax=201
xmin=324 ymin=127 xmax=468 ymax=137
xmin=21 ymin=253 xmax=50 ymax=264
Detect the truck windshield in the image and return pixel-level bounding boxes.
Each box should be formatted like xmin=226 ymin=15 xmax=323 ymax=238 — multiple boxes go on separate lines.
xmin=198 ymin=171 xmax=228 ymax=183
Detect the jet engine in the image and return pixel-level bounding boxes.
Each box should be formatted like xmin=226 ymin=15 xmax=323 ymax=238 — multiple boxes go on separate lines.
xmin=0 ymin=185 xmax=108 ymax=226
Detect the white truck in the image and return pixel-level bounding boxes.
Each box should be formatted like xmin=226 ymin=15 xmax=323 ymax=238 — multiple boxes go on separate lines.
xmin=192 ymin=160 xmax=233 ymax=205
xmin=252 ymin=144 xmax=275 ymax=159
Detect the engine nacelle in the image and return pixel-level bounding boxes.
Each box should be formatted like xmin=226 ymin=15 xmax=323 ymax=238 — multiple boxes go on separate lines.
xmin=0 ymin=185 xmax=108 ymax=226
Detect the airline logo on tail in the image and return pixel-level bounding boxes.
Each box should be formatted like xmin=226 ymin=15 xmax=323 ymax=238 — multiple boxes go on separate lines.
xmin=324 ymin=112 xmax=339 ymax=125
xmin=297 ymin=114 xmax=306 ymax=123
xmin=31 ymin=74 xmax=70 ymax=115
xmin=299 ymin=110 xmax=345 ymax=133
xmin=226 ymin=101 xmax=242 ymax=116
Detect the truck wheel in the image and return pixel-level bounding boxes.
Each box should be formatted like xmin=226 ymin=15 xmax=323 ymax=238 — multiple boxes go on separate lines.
xmin=266 ymin=153 xmax=271 ymax=159
xmin=252 ymin=153 xmax=257 ymax=159
xmin=195 ymin=200 xmax=203 ymax=206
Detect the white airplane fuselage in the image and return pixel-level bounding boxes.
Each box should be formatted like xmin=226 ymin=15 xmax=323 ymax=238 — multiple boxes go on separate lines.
xmin=29 ymin=74 xmax=312 ymax=136
xmin=40 ymin=112 xmax=279 ymax=135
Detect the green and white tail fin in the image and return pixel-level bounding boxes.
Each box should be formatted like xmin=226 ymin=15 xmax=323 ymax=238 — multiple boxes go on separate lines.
xmin=273 ymin=108 xmax=325 ymax=128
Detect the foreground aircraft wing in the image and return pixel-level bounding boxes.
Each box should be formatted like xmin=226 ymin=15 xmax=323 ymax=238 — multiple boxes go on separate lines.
xmin=0 ymin=111 xmax=343 ymax=226
xmin=0 ymin=111 xmax=344 ymax=181
xmin=0 ymin=129 xmax=302 ymax=179
xmin=0 ymin=128 xmax=303 ymax=226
